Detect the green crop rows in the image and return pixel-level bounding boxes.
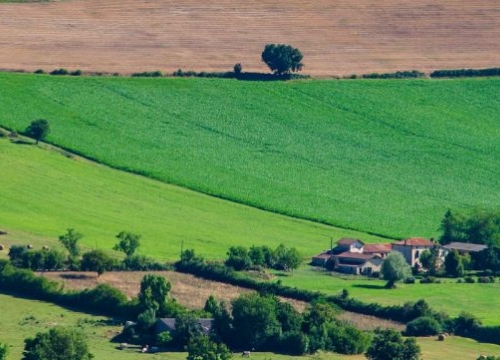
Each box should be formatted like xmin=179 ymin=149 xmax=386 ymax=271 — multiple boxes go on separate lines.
xmin=1 ymin=73 xmax=499 ymax=239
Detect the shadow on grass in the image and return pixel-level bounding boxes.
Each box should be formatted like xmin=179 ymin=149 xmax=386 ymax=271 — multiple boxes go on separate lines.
xmin=60 ymin=273 xmax=95 ymax=280
xmin=352 ymin=283 xmax=387 ymax=290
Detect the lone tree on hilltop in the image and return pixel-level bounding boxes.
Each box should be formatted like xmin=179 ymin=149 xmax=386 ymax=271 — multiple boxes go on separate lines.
xmin=261 ymin=44 xmax=303 ymax=76
xmin=25 ymin=119 xmax=50 ymax=144
xmin=381 ymin=252 xmax=412 ymax=289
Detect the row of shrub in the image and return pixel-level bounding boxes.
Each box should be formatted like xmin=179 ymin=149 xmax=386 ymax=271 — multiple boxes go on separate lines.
xmin=430 ymin=68 xmax=500 ymax=78
xmin=0 ymin=259 xmax=135 ymax=318
xmin=29 ymin=68 xmax=309 ymax=81
xmin=8 ymin=245 xmax=173 ymax=272
xmin=359 ymin=70 xmax=425 ymax=79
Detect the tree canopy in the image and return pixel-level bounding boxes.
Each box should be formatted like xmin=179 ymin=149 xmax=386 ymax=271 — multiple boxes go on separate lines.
xmin=439 ymin=209 xmax=500 ymax=246
xmin=381 ymin=252 xmax=412 ymax=288
xmin=80 ymin=249 xmax=114 ymax=276
xmin=261 ymin=44 xmax=303 ymax=75
xmin=186 ymin=335 xmax=232 ymax=360
xmin=25 ymin=119 xmax=50 ymax=144
xmin=138 ymin=274 xmax=171 ymax=316
xmin=0 ymin=342 xmax=7 ymax=360
xmin=58 ymin=229 xmax=83 ymax=258
xmin=22 ymin=326 xmax=93 ymax=360
xmin=113 ymin=231 xmax=141 ymax=257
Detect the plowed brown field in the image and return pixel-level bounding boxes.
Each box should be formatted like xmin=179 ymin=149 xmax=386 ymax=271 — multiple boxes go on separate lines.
xmin=1 ymin=0 xmax=499 ymax=76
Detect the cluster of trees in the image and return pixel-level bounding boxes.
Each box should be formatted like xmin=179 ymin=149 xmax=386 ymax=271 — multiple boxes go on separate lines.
xmin=225 ymin=244 xmax=301 ymax=272
xmin=153 ymin=293 xmax=371 ymax=356
xmin=439 ymin=209 xmax=500 ymax=247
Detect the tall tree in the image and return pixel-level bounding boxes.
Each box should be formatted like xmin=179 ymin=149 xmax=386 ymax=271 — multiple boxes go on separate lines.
xmin=138 ymin=274 xmax=171 ymax=316
xmin=439 ymin=209 xmax=464 ymax=244
xmin=113 ymin=231 xmax=141 ymax=257
xmin=22 ymin=326 xmax=93 ymax=360
xmin=58 ymin=229 xmax=83 ymax=258
xmin=444 ymin=249 xmax=464 ymax=277
xmin=0 ymin=342 xmax=7 ymax=360
xmin=25 ymin=119 xmax=50 ymax=144
xmin=261 ymin=44 xmax=303 ymax=75
xmin=381 ymin=252 xmax=412 ymax=288
xmin=419 ymin=245 xmax=441 ymax=275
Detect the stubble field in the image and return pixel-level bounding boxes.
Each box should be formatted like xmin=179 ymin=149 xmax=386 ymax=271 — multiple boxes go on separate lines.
xmin=0 ymin=0 xmax=499 ymax=76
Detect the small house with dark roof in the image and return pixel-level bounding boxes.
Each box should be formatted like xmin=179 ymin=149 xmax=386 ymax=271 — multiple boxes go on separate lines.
xmin=156 ymin=318 xmax=213 ymax=336
xmin=334 ymin=238 xmax=364 ymax=254
xmin=391 ymin=237 xmax=436 ymax=267
xmin=311 ymin=252 xmax=332 ymax=266
xmin=332 ymin=252 xmax=383 ymax=275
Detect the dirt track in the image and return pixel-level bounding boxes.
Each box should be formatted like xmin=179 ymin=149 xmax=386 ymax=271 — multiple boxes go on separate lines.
xmin=0 ymin=0 xmax=499 ymax=76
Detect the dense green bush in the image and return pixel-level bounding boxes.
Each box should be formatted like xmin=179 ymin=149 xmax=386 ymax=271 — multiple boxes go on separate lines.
xmin=362 ymin=70 xmax=425 ymax=79
xmin=131 ymin=71 xmax=163 ymax=77
xmin=50 ymin=68 xmax=69 ymax=75
xmin=405 ymin=316 xmax=442 ymax=336
xmin=122 ymin=254 xmax=171 ymax=271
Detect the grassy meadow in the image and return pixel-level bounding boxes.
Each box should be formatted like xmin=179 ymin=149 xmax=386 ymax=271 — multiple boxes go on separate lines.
xmin=0 ymin=137 xmax=384 ymax=260
xmin=272 ymin=266 xmax=500 ymax=326
xmin=1 ymin=73 xmax=499 ymax=239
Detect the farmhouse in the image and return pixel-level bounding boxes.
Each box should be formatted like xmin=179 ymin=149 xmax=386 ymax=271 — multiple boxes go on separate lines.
xmin=391 ymin=237 xmax=436 ymax=267
xmin=311 ymin=238 xmax=389 ymax=274
xmin=331 ymin=252 xmax=383 ymax=275
xmin=156 ymin=318 xmax=213 ymax=335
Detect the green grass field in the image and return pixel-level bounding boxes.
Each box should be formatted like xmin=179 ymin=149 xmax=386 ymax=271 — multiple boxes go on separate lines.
xmin=272 ymin=266 xmax=500 ymax=326
xmin=0 ymin=137 xmax=384 ymax=260
xmin=1 ymin=73 xmax=499 ymax=239
xmin=1 ymin=292 xmax=499 ymax=360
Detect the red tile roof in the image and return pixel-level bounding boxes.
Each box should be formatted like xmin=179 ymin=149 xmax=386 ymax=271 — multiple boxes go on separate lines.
xmin=392 ymin=237 xmax=434 ymax=247
xmin=363 ymin=243 xmax=392 ymax=253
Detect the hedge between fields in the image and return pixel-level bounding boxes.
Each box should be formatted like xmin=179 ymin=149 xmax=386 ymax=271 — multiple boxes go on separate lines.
xmin=2 ymin=257 xmax=500 ymax=346
xmin=175 ymin=259 xmax=500 ymax=345
xmin=0 ymin=259 xmax=138 ymax=318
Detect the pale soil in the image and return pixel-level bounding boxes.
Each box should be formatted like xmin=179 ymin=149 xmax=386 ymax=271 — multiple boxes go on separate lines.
xmin=0 ymin=0 xmax=499 ymax=76
xmin=42 ymin=270 xmax=404 ymax=331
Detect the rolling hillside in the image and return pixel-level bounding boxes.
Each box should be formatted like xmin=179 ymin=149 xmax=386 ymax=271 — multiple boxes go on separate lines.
xmin=0 ymin=0 xmax=499 ymax=76
xmin=1 ymin=74 xmax=499 ymax=239
xmin=0 ymin=137 xmax=383 ymax=260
